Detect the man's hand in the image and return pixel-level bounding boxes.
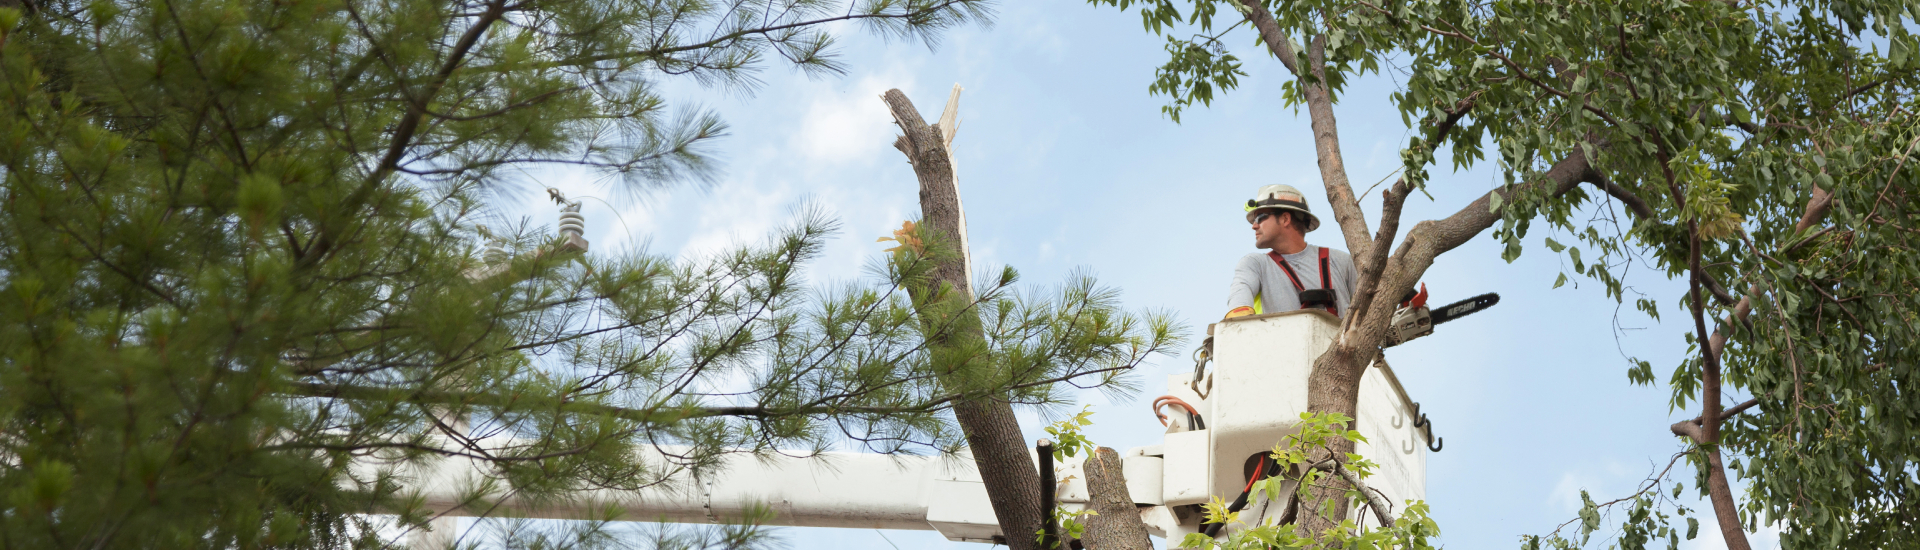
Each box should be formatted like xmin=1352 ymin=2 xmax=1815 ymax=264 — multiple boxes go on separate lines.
xmin=1224 ymin=306 xmax=1255 ymax=319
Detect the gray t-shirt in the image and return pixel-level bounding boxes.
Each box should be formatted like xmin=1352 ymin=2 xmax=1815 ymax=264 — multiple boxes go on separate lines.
xmin=1226 ymin=245 xmax=1359 ymax=316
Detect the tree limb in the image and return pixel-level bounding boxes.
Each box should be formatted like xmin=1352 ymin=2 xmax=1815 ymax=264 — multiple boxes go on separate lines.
xmin=1297 ymin=34 xmax=1376 ymax=264
xmin=1232 ymin=0 xmax=1300 ymax=75
xmin=1664 ymin=185 xmax=1830 ymax=550
xmin=1696 ymin=270 xmax=1741 ymax=308
xmin=1685 ymin=209 xmax=1754 ymax=550
xmin=1589 ymin=172 xmax=1658 ymax=221
xmin=1354 ymin=97 xmax=1477 ymax=324
xmin=1670 ymin=397 xmax=1759 ymax=442
xmin=1389 ymin=143 xmax=1602 ymax=276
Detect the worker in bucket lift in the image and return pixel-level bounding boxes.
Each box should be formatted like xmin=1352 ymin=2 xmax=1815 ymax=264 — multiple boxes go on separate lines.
xmin=1224 ymin=184 xmax=1358 ymax=320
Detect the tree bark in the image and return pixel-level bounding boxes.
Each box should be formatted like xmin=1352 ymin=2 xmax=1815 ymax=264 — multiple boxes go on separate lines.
xmin=1666 ymin=185 xmax=1830 ymax=550
xmin=1299 ymin=36 xmax=1376 ymax=262
xmin=883 ymin=87 xmax=1044 ymax=550
xmin=1686 ymin=223 xmax=1753 ymax=550
xmin=1081 ymin=448 xmax=1151 ymax=550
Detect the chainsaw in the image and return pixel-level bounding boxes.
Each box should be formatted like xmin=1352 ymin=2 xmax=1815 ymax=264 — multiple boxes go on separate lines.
xmin=1385 ymin=284 xmax=1500 ymax=347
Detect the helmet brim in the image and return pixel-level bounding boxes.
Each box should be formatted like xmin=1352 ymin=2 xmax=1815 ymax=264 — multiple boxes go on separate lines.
xmin=1246 ymin=205 xmax=1321 ymax=232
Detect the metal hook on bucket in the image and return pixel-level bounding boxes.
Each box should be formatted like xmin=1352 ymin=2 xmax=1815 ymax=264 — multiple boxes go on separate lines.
xmin=1411 ymin=402 xmax=1443 ymax=453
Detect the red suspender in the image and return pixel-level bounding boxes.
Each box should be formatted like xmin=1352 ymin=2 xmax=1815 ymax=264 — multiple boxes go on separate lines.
xmin=1318 ymin=246 xmax=1331 ymax=292
xmin=1267 ymin=251 xmax=1308 ymax=290
xmin=1265 ymin=247 xmax=1337 ymax=315
xmin=1317 ymin=247 xmax=1335 ymax=315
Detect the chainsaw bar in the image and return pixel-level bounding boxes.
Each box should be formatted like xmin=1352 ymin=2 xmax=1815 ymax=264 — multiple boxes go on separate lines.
xmin=1427 ymin=293 xmax=1500 ymax=326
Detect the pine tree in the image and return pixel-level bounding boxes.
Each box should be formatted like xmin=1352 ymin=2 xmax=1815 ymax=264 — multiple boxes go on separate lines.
xmin=0 ymin=1 xmax=1179 ymax=547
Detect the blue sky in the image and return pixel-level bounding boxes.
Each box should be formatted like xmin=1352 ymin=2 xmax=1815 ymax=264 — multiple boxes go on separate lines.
xmin=516 ymin=2 xmax=1774 ymax=548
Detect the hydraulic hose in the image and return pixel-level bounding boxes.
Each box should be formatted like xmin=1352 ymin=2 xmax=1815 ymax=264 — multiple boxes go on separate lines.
xmin=1151 ymin=396 xmax=1206 ymax=431
xmin=1199 ymin=454 xmax=1284 ymax=538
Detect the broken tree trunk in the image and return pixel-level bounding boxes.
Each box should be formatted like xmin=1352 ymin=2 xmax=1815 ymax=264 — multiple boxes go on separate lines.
xmin=883 ymin=86 xmax=1044 ymax=550
xmin=1080 ymin=448 xmax=1151 ymax=550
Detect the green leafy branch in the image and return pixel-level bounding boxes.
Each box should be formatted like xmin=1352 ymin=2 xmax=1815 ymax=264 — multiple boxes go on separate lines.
xmin=1042 ymin=405 xmax=1099 ymax=462
xmin=1178 ymin=412 xmax=1439 ymax=550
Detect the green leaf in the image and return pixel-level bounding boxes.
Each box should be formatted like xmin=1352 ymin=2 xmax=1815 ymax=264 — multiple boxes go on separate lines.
xmin=1553 ymin=273 xmax=1569 ymax=289
xmin=1179 ymin=533 xmax=1218 ymax=549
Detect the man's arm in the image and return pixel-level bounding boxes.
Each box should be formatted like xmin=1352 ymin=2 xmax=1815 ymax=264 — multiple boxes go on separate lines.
xmin=1226 ymin=254 xmax=1261 ymax=318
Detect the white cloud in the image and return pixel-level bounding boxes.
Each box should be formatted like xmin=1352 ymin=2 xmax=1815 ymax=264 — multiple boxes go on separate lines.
xmin=791 ymin=73 xmax=918 ymax=166
xmin=675 ymin=173 xmax=796 ymax=262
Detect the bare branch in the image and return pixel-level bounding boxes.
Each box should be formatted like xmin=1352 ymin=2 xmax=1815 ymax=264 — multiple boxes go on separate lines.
xmin=1352 ymin=98 xmax=1478 ymax=324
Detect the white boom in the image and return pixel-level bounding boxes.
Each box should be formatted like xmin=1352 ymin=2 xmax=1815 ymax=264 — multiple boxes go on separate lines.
xmin=390 ymin=310 xmax=1433 ymax=544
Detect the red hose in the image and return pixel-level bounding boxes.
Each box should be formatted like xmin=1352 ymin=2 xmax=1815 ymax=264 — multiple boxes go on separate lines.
xmin=1151 ymin=395 xmax=1201 ymax=427
xmin=1243 ymin=454 xmax=1268 ymax=494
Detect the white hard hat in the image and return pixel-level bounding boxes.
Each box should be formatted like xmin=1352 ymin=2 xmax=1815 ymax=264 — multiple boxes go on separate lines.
xmin=1244 ymin=184 xmax=1320 ymax=232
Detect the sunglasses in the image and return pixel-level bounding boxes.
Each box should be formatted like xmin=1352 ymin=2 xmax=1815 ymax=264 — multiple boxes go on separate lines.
xmin=1252 ymin=212 xmax=1279 ymax=225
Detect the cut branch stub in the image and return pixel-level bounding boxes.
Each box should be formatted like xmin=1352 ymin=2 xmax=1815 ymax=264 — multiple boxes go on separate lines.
xmin=1081 ymin=448 xmax=1151 ymax=550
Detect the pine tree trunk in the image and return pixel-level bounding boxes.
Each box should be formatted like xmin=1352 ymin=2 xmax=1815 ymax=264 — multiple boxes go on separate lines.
xmin=884 ymin=87 xmax=1044 ymax=550
xmin=1081 ymin=448 xmax=1151 ymax=550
